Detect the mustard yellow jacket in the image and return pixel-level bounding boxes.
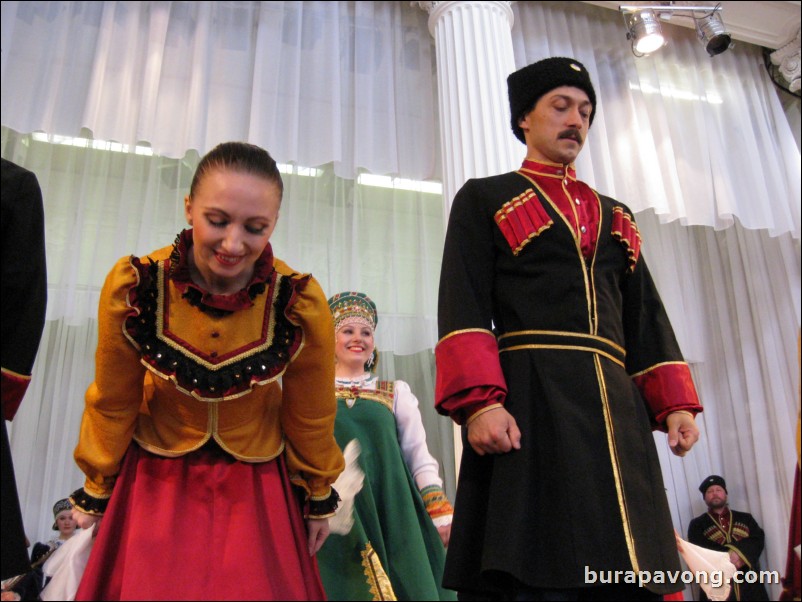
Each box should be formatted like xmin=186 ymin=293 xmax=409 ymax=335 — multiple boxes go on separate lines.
xmin=74 ymin=237 xmax=344 ymax=506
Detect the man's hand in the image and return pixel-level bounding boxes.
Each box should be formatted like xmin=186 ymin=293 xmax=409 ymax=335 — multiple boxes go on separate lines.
xmin=307 ymin=517 xmax=330 ymax=556
xmin=666 ymin=411 xmax=699 ymax=457
xmin=728 ymin=550 xmax=745 ymax=569
xmin=466 ymin=407 xmax=521 ymax=456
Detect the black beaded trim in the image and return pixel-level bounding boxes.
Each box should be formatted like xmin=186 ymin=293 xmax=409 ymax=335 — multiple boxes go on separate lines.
xmin=182 ymin=281 xmax=267 ymax=318
xmin=307 ymin=487 xmax=341 ymax=518
xmin=124 ymin=258 xmax=306 ymax=400
xmin=69 ymin=487 xmax=109 ymax=516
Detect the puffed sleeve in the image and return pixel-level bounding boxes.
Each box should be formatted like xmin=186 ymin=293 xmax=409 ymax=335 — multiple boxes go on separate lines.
xmin=393 ymin=380 xmax=442 ymax=489
xmin=281 ymin=274 xmax=345 ymax=517
xmin=394 ymin=380 xmax=453 ymax=526
xmin=72 ymin=256 xmax=147 ymax=513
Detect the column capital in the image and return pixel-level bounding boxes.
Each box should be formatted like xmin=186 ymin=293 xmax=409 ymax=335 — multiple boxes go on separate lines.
xmin=413 ymin=1 xmax=515 ymax=37
xmin=770 ymin=27 xmax=801 ymax=94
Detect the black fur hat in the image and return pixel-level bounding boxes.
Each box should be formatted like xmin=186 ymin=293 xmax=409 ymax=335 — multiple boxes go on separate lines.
xmin=699 ymin=474 xmax=727 ymax=496
xmin=507 ymin=57 xmax=597 ymax=144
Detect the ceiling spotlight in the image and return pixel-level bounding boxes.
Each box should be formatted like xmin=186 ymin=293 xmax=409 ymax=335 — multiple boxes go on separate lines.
xmin=624 ymin=9 xmax=665 ymax=56
xmin=619 ymin=4 xmax=732 ymax=58
xmin=695 ymin=10 xmax=732 ymax=56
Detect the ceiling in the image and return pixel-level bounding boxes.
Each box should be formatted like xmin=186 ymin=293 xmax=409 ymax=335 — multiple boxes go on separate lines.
xmin=580 ymin=1 xmax=801 ymax=50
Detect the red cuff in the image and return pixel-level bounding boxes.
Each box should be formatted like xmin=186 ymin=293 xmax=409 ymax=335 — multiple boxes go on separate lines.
xmin=2 ymin=369 xmax=31 ymax=421
xmin=632 ymin=362 xmax=702 ymax=431
xmin=435 ymin=330 xmax=507 ymax=424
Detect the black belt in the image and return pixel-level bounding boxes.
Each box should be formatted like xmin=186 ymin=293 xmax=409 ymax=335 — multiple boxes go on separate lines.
xmin=497 ymin=330 xmax=626 ymax=368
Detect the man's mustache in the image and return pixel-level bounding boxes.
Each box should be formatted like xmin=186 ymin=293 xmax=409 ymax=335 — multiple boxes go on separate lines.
xmin=558 ymin=129 xmax=583 ymax=144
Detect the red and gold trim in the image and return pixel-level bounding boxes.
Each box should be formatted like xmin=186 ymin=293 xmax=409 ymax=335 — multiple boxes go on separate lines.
xmin=611 ymin=206 xmax=642 ymax=273
xmin=335 ymin=381 xmax=395 ymax=414
xmin=632 ymin=361 xmax=702 ymax=429
xmin=122 ymin=256 xmax=306 ymax=402
xmin=494 ymin=188 xmax=553 ymax=256
xmin=1 ymin=367 xmax=31 ymax=420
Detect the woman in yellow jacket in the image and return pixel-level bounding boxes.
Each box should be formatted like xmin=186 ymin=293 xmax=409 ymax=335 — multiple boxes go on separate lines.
xmin=69 ymin=142 xmax=344 ymax=601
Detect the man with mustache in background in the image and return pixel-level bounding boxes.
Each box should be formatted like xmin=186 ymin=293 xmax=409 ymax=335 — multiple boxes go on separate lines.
xmin=435 ymin=57 xmax=703 ymax=600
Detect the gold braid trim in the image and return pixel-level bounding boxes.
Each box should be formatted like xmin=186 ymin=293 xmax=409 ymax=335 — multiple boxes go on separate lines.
xmin=361 ymin=542 xmax=397 ymax=601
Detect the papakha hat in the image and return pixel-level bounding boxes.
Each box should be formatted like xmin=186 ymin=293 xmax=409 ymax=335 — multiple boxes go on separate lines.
xmin=699 ymin=475 xmax=727 ymax=496
xmin=507 ymin=56 xmax=597 ymax=144
xmin=52 ymin=498 xmax=72 ymax=530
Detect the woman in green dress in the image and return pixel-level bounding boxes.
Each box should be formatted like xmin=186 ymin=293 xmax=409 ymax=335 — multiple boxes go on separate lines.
xmin=317 ymin=292 xmax=456 ymax=601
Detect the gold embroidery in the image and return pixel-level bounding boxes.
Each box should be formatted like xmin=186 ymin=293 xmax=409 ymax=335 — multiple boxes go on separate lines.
xmin=361 ymin=542 xmax=397 ymax=601
xmin=336 ymin=386 xmax=394 ymax=414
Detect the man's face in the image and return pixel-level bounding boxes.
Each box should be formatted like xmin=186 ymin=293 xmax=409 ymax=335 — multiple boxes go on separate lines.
xmin=704 ymin=484 xmax=728 ymax=510
xmin=519 ymin=86 xmax=592 ymax=165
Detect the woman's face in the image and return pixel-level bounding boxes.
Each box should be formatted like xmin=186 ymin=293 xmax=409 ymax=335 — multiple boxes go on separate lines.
xmin=184 ymin=167 xmax=281 ymax=295
xmin=55 ymin=510 xmax=76 ymax=537
xmin=335 ymin=324 xmax=375 ymax=372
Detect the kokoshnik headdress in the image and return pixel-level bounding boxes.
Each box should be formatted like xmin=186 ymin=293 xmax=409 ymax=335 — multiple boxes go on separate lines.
xmin=327 ymin=291 xmax=379 ymax=371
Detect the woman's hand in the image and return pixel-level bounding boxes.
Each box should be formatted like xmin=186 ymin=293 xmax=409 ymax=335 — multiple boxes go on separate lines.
xmin=437 ymin=523 xmax=451 ymax=548
xmin=72 ymin=509 xmax=102 ymax=534
xmin=306 ymin=517 xmax=330 ymax=556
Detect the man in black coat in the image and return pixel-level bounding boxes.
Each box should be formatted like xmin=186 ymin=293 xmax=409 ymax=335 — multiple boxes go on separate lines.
xmin=435 ymin=56 xmax=702 ymax=600
xmin=688 ymin=475 xmax=770 ymax=601
xmin=1 ymin=158 xmax=48 ymax=582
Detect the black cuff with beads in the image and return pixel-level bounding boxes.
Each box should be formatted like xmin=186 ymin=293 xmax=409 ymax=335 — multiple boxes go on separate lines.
xmin=69 ymin=487 xmax=109 ymax=516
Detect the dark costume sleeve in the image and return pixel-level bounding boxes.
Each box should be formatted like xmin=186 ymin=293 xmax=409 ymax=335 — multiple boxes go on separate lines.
xmin=1 ymin=159 xmax=47 ymax=420
xmin=1 ymin=159 xmax=47 ymax=581
xmin=618 ymin=238 xmax=702 ymax=429
xmin=435 ymin=179 xmax=507 ymax=425
xmin=688 ymin=516 xmax=721 ymax=551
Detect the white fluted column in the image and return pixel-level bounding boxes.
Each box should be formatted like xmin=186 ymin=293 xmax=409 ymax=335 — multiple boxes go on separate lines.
xmin=416 ymin=1 xmax=521 ymax=479
xmin=417 ymin=1 xmax=521 ymax=220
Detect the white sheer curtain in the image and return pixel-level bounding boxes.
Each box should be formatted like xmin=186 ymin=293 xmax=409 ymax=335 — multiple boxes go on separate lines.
xmin=1 ymin=0 xmax=450 ymax=550
xmin=0 ymin=0 xmax=440 ymax=180
xmin=511 ymin=2 xmax=801 ymax=598
xmin=512 ymin=1 xmax=800 ymax=237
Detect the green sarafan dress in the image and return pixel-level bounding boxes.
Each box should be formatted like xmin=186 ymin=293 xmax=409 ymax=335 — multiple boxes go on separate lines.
xmin=317 ymin=374 xmax=456 ymax=601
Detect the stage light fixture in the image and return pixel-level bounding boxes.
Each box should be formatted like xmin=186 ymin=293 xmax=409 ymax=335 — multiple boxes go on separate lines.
xmin=695 ymin=10 xmax=732 ymax=56
xmin=619 ymin=4 xmax=732 ymax=58
xmin=623 ymin=9 xmax=665 ymax=56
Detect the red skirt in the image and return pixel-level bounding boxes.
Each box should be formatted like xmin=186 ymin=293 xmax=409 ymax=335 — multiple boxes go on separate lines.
xmin=75 ymin=442 xmax=326 ymax=601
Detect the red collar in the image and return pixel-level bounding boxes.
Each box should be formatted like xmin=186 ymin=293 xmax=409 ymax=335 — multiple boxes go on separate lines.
xmin=169 ymin=228 xmax=274 ymax=313
xmin=520 ymin=158 xmax=577 ymax=181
